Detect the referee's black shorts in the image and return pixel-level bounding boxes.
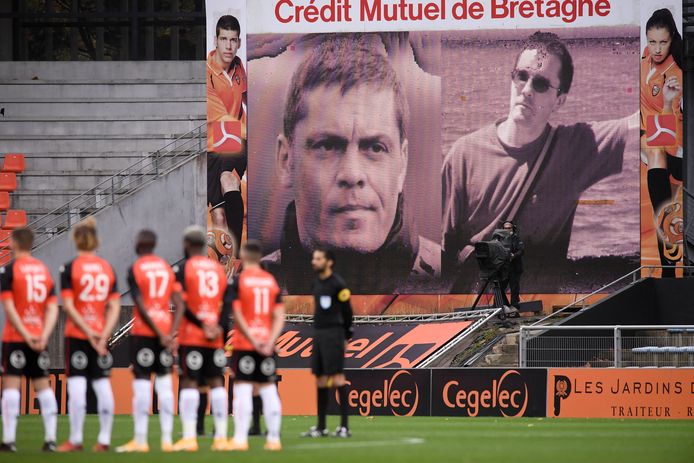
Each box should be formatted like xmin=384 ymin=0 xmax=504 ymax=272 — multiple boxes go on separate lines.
xmin=207 ymin=152 xmax=247 ymax=210
xmin=311 ymin=327 xmax=345 ymax=376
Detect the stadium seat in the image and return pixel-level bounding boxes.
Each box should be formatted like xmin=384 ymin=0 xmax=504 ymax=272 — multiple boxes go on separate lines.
xmin=0 ymin=173 xmax=17 ymax=192
xmin=0 ymin=230 xmax=10 ymax=249
xmin=0 ymin=250 xmax=10 ymax=266
xmin=1 ymin=154 xmax=25 ymax=173
xmin=0 ymin=191 xmax=10 ymax=210
xmin=3 ymin=210 xmax=27 ymax=229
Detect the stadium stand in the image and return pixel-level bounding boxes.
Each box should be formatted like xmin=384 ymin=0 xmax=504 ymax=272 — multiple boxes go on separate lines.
xmin=0 ymin=61 xmax=204 ymax=230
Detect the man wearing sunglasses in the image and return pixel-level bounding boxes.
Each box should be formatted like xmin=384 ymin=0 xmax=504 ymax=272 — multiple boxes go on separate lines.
xmin=442 ymin=31 xmax=638 ymax=292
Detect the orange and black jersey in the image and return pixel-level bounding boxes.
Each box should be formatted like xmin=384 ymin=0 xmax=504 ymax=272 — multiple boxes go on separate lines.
xmin=60 ymin=254 xmax=119 ymax=340
xmin=0 ymin=256 xmax=57 ymax=343
xmin=128 ymin=254 xmax=179 ymax=338
xmin=174 ymin=255 xmax=233 ymax=349
xmin=231 ymin=267 xmax=283 ymax=352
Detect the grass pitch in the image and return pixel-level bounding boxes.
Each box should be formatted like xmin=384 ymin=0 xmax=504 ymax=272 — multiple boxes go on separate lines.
xmin=3 ymin=415 xmax=693 ymax=463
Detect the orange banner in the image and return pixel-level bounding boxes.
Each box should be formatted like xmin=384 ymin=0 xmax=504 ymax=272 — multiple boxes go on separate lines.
xmin=548 ymin=368 xmax=694 ymax=419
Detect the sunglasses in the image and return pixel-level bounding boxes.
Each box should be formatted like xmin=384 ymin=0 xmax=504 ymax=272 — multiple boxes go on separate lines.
xmin=511 ymin=69 xmax=562 ymax=94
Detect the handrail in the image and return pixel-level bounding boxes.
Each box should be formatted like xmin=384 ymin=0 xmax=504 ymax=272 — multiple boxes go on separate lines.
xmin=531 ymin=265 xmax=694 ymax=326
xmin=28 ymin=123 xmax=205 ymax=249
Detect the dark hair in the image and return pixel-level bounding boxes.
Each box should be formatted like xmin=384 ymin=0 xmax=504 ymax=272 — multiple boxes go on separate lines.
xmin=11 ymin=228 xmax=34 ymax=251
xmin=136 ymin=229 xmax=157 ymax=255
xmin=646 ymin=8 xmax=683 ymax=70
xmin=313 ymin=248 xmax=336 ymax=264
xmin=515 ymin=31 xmax=574 ymax=94
xmin=216 ymin=15 xmax=240 ymax=37
xmin=283 ymin=34 xmax=408 ymax=144
xmin=241 ymin=239 xmax=263 ymax=259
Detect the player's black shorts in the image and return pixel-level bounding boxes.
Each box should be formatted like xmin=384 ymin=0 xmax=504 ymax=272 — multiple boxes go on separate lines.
xmin=1 ymin=342 xmax=50 ymax=379
xmin=207 ymin=152 xmax=247 ymax=210
xmin=311 ymin=327 xmax=345 ymax=376
xmin=130 ymin=336 xmax=174 ymax=378
xmin=178 ymin=345 xmax=227 ymax=383
xmin=231 ymin=350 xmax=277 ymax=383
xmin=65 ymin=337 xmax=113 ymax=379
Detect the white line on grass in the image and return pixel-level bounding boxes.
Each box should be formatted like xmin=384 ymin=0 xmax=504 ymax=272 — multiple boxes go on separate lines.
xmin=289 ymin=438 xmax=425 ymax=451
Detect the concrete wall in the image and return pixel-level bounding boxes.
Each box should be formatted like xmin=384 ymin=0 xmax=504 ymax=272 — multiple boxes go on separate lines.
xmin=34 ymin=152 xmax=207 ymax=305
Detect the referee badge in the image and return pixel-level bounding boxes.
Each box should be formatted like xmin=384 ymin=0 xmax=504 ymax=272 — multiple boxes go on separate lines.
xmin=320 ymin=296 xmax=332 ymax=310
xmin=338 ymin=289 xmax=351 ymax=302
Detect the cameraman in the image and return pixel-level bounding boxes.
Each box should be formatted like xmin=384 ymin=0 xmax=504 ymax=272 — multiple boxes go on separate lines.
xmin=499 ymin=221 xmax=524 ymax=310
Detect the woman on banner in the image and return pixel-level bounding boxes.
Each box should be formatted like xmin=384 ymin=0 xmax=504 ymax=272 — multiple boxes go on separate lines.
xmin=640 ymin=8 xmax=684 ymax=277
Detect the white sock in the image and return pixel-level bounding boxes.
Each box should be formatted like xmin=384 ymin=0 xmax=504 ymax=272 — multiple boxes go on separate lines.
xmin=1 ymin=388 xmax=20 ymax=444
xmin=232 ymin=383 xmax=253 ymax=444
xmin=132 ymin=379 xmax=151 ymax=445
xmin=92 ymin=378 xmax=115 ymax=446
xmin=154 ymin=375 xmax=174 ymax=445
xmin=67 ymin=376 xmax=87 ymax=445
xmin=210 ymin=387 xmax=228 ymax=439
xmin=37 ymin=388 xmax=58 ymax=443
xmin=260 ymin=384 xmax=282 ymax=442
xmin=179 ymin=388 xmax=199 ymax=439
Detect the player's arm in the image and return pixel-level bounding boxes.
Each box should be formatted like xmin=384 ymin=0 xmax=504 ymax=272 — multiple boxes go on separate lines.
xmin=60 ymin=263 xmax=100 ymax=346
xmin=98 ymin=275 xmax=121 ymax=356
xmin=268 ymin=293 xmax=285 ymax=351
xmin=39 ymin=282 xmax=60 ymax=351
xmin=128 ymin=267 xmax=165 ymax=341
xmin=0 ymin=265 xmax=37 ymax=347
xmin=338 ymin=286 xmax=354 ymax=340
xmin=171 ymin=263 xmax=204 ymax=329
xmin=2 ymin=299 xmax=29 ymax=343
xmin=219 ymin=282 xmax=235 ymax=341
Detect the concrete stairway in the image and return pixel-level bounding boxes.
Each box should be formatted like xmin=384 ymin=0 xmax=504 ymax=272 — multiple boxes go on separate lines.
xmin=0 ymin=61 xmax=204 ymax=224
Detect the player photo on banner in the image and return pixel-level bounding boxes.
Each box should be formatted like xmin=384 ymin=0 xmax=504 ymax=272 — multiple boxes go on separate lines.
xmin=205 ymin=0 xmax=248 ymax=277
xmin=639 ymin=0 xmax=684 ymax=278
xmin=248 ymin=32 xmax=443 ymax=294
xmin=441 ymin=27 xmax=641 ymax=294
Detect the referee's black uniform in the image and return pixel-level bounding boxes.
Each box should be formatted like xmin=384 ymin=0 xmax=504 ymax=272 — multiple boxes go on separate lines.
xmin=309 ymin=272 xmax=353 ymax=436
xmin=312 ymin=272 xmax=353 ymax=376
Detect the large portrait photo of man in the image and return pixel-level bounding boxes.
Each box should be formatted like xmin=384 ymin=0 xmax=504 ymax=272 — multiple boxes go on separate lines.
xmin=248 ymin=33 xmax=443 ymax=294
xmin=442 ymin=29 xmax=641 ymax=293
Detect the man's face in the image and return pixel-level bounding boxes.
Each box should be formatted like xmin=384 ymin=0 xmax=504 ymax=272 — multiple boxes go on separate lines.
xmin=507 ymin=49 xmax=566 ymax=130
xmin=503 ymin=222 xmax=514 ymax=234
xmin=278 ymin=85 xmax=408 ymax=253
xmin=214 ymin=28 xmax=240 ymax=66
xmin=311 ymin=251 xmax=331 ymax=273
xmin=647 ymin=27 xmax=672 ymax=65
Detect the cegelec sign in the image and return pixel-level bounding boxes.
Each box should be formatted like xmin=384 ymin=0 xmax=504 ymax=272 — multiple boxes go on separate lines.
xmin=432 ymin=369 xmax=547 ymax=417
xmin=548 ymin=369 xmax=694 ymax=419
xmin=328 ymin=369 xmax=430 ymax=416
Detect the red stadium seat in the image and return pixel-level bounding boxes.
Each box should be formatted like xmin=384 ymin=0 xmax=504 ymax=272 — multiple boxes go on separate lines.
xmin=0 ymin=230 xmax=10 ymax=249
xmin=0 ymin=173 xmax=17 ymax=192
xmin=0 ymin=191 xmax=10 ymax=210
xmin=0 ymin=249 xmax=11 ymax=266
xmin=2 ymin=154 xmax=25 ymax=173
xmin=3 ymin=210 xmax=27 ymax=230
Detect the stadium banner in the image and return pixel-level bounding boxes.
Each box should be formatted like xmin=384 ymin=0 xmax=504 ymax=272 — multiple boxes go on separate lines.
xmin=241 ymin=0 xmax=650 ymax=298
xmin=430 ymin=368 xmax=547 ymax=417
xmin=275 ymin=320 xmax=472 ymax=368
xmin=638 ymin=1 xmax=684 ymax=277
xmin=548 ymin=368 xmax=694 ymax=419
xmin=205 ymin=0 xmax=248 ymax=277
xmin=326 ymin=369 xmax=432 ymax=416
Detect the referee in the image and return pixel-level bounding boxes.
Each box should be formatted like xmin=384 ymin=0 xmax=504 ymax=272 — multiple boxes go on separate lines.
xmin=301 ymin=249 xmax=353 ymax=438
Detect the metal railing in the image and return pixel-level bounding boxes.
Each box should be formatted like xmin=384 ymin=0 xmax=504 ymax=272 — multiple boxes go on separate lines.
xmin=532 ymin=266 xmax=694 ymax=326
xmin=28 ymin=123 xmax=205 ymax=250
xmin=519 ymin=325 xmax=694 ymax=368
